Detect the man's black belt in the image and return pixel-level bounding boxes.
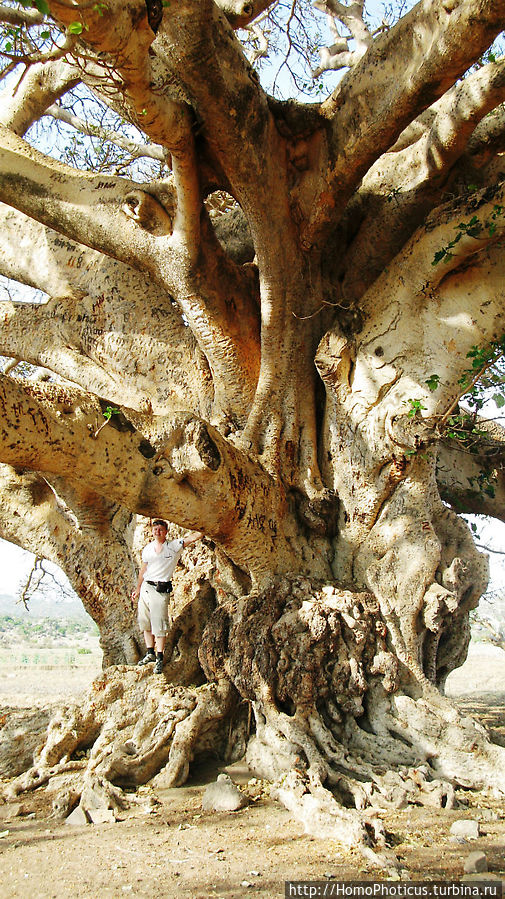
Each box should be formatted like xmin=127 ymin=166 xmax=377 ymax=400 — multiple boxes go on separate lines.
xmin=146 ymin=580 xmax=172 ymax=593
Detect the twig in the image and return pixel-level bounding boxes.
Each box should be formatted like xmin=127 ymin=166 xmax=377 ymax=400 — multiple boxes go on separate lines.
xmin=437 ymin=360 xmax=496 ymax=431
xmin=475 ymin=543 xmax=505 ymax=556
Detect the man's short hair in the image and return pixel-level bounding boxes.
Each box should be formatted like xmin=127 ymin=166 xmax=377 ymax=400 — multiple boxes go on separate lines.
xmin=152 ymin=519 xmax=168 ymax=528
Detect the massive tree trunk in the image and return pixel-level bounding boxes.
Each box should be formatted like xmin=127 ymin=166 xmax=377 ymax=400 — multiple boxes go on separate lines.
xmin=1 ymin=0 xmax=505 ymax=856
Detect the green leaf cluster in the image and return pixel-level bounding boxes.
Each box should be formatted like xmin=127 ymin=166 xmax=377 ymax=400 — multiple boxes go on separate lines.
xmin=33 ymin=0 xmax=50 ymax=14
xmin=102 ymin=405 xmax=120 ymax=421
xmin=425 ymin=374 xmax=440 ymax=392
xmin=407 ymin=398 xmax=427 ymax=418
xmin=2 ymin=25 xmax=20 ymax=53
xmin=444 ymin=413 xmax=487 ymax=443
xmin=457 ymin=334 xmax=505 ymax=414
xmin=405 ymin=336 xmax=505 ymax=469
xmin=432 ymin=206 xmax=505 ymax=266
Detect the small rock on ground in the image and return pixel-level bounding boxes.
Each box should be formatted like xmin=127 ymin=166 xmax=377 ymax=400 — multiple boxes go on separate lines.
xmin=463 ymin=851 xmax=488 ymax=874
xmin=65 ymin=805 xmax=89 ymax=827
xmin=88 ymin=809 xmax=116 ymax=825
xmin=450 ymin=819 xmax=481 ymax=840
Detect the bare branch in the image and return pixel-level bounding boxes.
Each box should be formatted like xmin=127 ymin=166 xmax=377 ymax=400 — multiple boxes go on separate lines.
xmin=18 ymin=556 xmax=44 ymax=609
xmin=44 ymin=102 xmax=170 ymax=163
xmin=304 ymin=0 xmax=505 ymax=247
xmin=0 ymin=7 xmax=44 ymax=27
xmin=245 ymin=21 xmax=270 ymax=63
xmin=312 ymin=1 xmax=372 ymax=76
xmin=0 ymin=59 xmax=80 ymax=135
xmin=476 ymin=543 xmax=505 ymax=555
xmin=0 ymin=376 xmax=305 ymax=582
xmin=1 ymin=33 xmax=78 ymax=77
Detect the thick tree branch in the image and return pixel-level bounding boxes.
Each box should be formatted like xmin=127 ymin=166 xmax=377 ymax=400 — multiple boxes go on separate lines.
xmin=341 ymin=178 xmax=505 ymax=309
xmin=390 ymin=60 xmax=505 ymax=159
xmin=0 ymin=203 xmax=146 ymax=295
xmin=466 ymin=104 xmax=505 ymax=165
xmin=0 ymin=376 xmax=311 ymax=582
xmin=304 ymin=0 xmax=505 ymax=247
xmin=0 ymin=206 xmax=212 ymax=414
xmin=316 ymin=183 xmax=505 ymax=546
xmin=0 ymin=59 xmax=80 ymax=136
xmin=215 ymin=0 xmax=278 ymax=28
xmin=0 ymin=7 xmax=44 ymax=27
xmin=0 ymin=296 xmax=206 ymax=414
xmin=48 ymin=0 xmax=193 ymax=152
xmin=141 ymin=0 xmax=334 ymax=485
xmin=0 ymin=464 xmax=140 ymax=663
xmin=45 ymin=0 xmax=299 ymax=439
xmin=0 ymin=128 xmax=259 ymax=418
xmin=62 ymin=0 xmax=266 ymax=419
xmin=152 ymin=0 xmax=277 ymax=216
xmin=437 ymin=418 xmax=505 ymax=521
xmin=312 ymin=0 xmax=372 ymax=77
xmin=45 ymin=0 xmax=210 ymax=280
xmin=0 ymin=124 xmax=170 ymax=262
xmin=398 ymin=58 xmax=505 ymax=182
xmin=418 ymin=181 xmax=505 ymax=289
xmin=335 ymin=61 xmax=505 ymax=307
xmin=315 ymin=194 xmax=500 ymax=675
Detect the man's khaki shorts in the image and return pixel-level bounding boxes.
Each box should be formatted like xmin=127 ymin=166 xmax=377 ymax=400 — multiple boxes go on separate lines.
xmin=137 ymin=581 xmax=171 ymax=635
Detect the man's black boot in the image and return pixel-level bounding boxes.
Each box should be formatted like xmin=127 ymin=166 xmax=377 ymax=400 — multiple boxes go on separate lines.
xmin=138 ymin=649 xmax=156 ymax=666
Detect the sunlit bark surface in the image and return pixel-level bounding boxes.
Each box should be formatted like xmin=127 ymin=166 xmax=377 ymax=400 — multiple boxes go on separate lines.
xmin=1 ymin=0 xmax=505 ymax=856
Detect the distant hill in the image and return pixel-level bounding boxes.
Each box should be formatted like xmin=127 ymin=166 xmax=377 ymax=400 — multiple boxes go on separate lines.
xmin=0 ymin=592 xmax=91 ymax=622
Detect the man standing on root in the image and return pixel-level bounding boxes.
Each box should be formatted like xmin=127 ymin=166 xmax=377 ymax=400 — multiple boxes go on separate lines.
xmin=131 ymin=519 xmax=203 ymax=674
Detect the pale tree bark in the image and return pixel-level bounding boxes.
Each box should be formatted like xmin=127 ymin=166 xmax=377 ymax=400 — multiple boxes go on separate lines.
xmin=333 ymin=57 xmax=505 ymax=305
xmin=312 ymin=0 xmax=373 ymax=77
xmin=316 ymin=183 xmax=505 ymax=682
xmin=0 ymin=59 xmax=79 ymax=136
xmin=437 ymin=417 xmax=505 ymax=520
xmin=0 ymin=464 xmax=140 ymax=665
xmin=1 ymin=0 xmax=505 ymax=857
xmin=0 ymin=205 xmax=213 ymax=415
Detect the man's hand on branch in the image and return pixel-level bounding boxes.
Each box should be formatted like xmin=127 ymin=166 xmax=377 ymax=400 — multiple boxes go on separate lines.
xmin=183 ymin=530 xmax=204 ymax=547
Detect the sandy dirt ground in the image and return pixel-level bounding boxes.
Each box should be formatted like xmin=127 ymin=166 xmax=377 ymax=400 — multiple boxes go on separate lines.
xmin=0 ymin=645 xmax=504 ymax=898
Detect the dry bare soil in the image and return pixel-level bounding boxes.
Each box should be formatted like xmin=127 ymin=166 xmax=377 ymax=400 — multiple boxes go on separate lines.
xmin=0 ymin=644 xmax=504 ymax=899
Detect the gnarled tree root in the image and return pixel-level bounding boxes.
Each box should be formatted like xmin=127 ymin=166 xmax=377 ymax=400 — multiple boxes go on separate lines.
xmin=2 ymin=666 xmax=234 ymax=817
xmin=3 ymin=576 xmax=505 ymax=857
xmin=200 ymin=577 xmax=505 ymax=857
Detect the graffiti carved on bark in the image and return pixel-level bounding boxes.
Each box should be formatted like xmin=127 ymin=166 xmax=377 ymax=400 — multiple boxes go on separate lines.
xmin=1 ymin=0 xmax=505 ymax=855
